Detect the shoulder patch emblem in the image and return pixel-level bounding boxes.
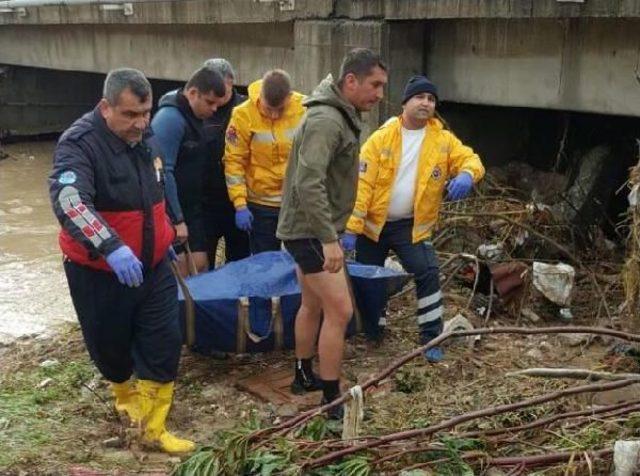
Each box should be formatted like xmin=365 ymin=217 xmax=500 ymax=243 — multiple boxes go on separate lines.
xmin=431 ymin=166 xmax=442 ymax=181
xmin=58 ymin=170 xmax=77 ymax=185
xmin=226 ymin=126 xmax=239 ymax=146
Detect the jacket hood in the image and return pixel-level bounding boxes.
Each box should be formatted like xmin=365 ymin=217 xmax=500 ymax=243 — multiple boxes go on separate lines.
xmin=247 ymin=79 xmax=306 ymax=119
xmin=303 ymin=75 xmax=361 ymax=131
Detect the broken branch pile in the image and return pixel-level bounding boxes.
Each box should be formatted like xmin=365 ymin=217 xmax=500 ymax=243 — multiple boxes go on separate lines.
xmin=175 ymin=169 xmax=639 ymax=475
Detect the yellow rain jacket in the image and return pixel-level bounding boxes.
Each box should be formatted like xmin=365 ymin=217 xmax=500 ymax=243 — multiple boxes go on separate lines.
xmin=347 ymin=116 xmax=484 ymax=243
xmin=223 ymin=79 xmax=306 ymax=209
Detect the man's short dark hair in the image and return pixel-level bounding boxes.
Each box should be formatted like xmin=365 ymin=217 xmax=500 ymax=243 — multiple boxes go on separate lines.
xmin=337 ymin=48 xmax=387 ymax=87
xmin=261 ymin=69 xmax=291 ymax=107
xmin=203 ymin=58 xmax=236 ymax=81
xmin=103 ymin=68 xmax=152 ymax=106
xmin=185 ymin=66 xmax=226 ymax=97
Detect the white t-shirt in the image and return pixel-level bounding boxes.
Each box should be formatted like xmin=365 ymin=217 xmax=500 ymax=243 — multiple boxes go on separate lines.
xmin=387 ymin=127 xmax=425 ymax=221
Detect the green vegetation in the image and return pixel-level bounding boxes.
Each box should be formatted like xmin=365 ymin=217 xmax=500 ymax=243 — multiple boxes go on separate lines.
xmin=0 ymin=355 xmax=95 ymax=467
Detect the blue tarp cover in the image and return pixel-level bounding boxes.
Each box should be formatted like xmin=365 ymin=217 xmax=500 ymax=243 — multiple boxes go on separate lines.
xmin=178 ymin=251 xmax=409 ymax=354
xmin=179 ymin=251 xmax=407 ymax=300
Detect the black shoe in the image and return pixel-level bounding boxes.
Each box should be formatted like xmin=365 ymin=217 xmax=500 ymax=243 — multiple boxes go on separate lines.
xmin=321 ymin=396 xmax=344 ymax=421
xmin=290 ymin=371 xmax=322 ymax=395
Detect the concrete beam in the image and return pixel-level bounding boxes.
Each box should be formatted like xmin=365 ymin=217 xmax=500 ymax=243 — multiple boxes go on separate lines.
xmin=0 ymin=0 xmax=334 ymax=25
xmin=0 ymin=22 xmax=295 ymax=84
xmin=380 ymin=0 xmax=640 ymax=20
xmin=426 ymin=18 xmax=640 ymax=117
xmin=0 ymin=0 xmax=638 ymax=27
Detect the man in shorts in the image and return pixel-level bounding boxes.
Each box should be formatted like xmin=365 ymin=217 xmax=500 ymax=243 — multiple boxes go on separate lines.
xmin=276 ymin=48 xmax=388 ymax=418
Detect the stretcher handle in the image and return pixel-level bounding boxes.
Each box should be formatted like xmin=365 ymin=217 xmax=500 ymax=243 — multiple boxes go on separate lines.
xmin=236 ymin=297 xmax=284 ymax=353
xmin=170 ymin=260 xmax=196 ymax=347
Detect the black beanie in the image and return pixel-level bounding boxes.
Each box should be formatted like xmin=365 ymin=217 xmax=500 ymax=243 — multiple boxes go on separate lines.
xmin=402 ymin=75 xmax=438 ymax=104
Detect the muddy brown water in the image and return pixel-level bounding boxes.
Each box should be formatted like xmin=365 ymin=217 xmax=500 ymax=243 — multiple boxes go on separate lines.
xmin=0 ymin=141 xmax=74 ymax=345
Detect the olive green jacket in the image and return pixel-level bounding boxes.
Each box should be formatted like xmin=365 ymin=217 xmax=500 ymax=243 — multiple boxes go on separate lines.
xmin=276 ymin=75 xmax=362 ymax=243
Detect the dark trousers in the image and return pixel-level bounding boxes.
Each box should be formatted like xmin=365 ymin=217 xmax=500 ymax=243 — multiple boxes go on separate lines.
xmin=247 ymin=203 xmax=281 ymax=254
xmin=64 ymin=258 xmax=182 ymax=383
xmin=356 ymin=218 xmax=444 ymax=342
xmin=205 ymin=205 xmax=250 ymax=265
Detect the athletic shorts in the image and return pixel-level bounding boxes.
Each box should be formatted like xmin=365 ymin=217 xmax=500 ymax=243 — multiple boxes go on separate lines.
xmin=283 ymin=238 xmax=325 ymax=274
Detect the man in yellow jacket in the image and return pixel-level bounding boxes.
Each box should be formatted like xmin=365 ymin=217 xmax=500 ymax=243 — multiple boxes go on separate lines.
xmin=224 ymin=69 xmax=305 ymax=253
xmin=343 ymin=75 xmax=485 ymax=362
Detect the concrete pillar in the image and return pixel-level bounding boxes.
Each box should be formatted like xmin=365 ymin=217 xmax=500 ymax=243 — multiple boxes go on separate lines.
xmin=294 ymin=19 xmax=425 ymax=134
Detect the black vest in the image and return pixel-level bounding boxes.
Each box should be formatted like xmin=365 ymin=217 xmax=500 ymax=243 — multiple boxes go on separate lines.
xmin=157 ymin=90 xmax=209 ymax=209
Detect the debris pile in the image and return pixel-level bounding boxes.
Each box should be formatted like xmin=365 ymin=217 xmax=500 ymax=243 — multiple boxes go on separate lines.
xmin=173 ymin=164 xmax=640 ymax=475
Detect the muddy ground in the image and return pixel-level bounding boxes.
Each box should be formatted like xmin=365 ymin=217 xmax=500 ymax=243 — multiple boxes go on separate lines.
xmin=1 ymin=287 xmax=637 ymax=475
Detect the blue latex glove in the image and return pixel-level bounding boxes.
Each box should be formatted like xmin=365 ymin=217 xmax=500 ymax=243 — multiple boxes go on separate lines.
xmin=446 ymin=171 xmax=474 ymax=201
xmin=167 ymin=246 xmax=178 ymax=262
xmin=235 ymin=207 xmax=253 ymax=232
xmin=341 ymin=233 xmax=357 ymax=252
xmin=106 ymin=245 xmax=143 ymax=287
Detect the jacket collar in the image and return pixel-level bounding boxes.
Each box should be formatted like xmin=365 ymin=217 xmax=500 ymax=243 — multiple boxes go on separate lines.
xmin=91 ymin=105 xmax=153 ymax=154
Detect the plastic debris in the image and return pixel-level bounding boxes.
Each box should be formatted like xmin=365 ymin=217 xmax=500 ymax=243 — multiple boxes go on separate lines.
xmin=614 ymin=440 xmax=640 ymax=476
xmin=533 ymin=262 xmax=575 ymax=307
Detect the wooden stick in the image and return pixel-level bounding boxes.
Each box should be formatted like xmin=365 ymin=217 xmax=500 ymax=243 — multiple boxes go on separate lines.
xmin=460 ymin=400 xmax=640 ymax=439
xmin=251 ymin=326 xmax=640 ymax=443
xmin=489 ymin=447 xmax=612 ymax=468
xmin=506 ymin=368 xmax=640 ymax=381
xmin=303 ymin=378 xmax=637 ymax=469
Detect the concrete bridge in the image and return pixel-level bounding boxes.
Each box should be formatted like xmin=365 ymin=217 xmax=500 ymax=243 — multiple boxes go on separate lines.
xmin=1 ymin=0 xmax=639 ymax=136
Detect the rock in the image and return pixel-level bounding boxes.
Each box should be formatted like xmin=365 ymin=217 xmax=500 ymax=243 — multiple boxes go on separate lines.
xmin=526 ymin=348 xmax=544 ymax=361
xmin=484 ymin=468 xmax=508 ymax=476
xmin=39 ymin=358 xmax=60 ymax=368
xmin=442 ymin=314 xmax=475 ymax=348
xmin=201 ymin=384 xmax=228 ymax=401
xmin=101 ymin=436 xmax=123 ymax=448
xmin=0 ymin=417 xmax=10 ymax=430
xmin=276 ymin=403 xmax=298 ymax=418
xmin=559 ymin=333 xmax=590 ymax=347
xmin=592 ymin=384 xmax=640 ymax=406
xmin=521 ymin=308 xmax=541 ymax=323
xmin=37 ymin=377 xmax=53 ymax=388
xmin=101 ymin=450 xmax=138 ymax=465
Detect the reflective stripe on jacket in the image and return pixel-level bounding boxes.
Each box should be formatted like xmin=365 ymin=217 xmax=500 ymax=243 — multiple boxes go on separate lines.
xmin=223 ymin=79 xmax=305 ymax=209
xmin=346 ymin=115 xmax=485 ymax=243
xmin=49 ymin=108 xmax=175 ymax=272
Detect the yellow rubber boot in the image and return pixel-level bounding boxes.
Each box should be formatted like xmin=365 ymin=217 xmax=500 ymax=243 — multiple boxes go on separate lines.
xmin=111 ymin=380 xmax=144 ymax=424
xmin=137 ymin=380 xmax=196 ymax=454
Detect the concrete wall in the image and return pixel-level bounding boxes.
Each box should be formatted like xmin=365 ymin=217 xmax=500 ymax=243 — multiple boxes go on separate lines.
xmin=426 ymin=18 xmax=640 ymax=116
xmin=0 ymin=0 xmax=334 ymax=25
xmin=0 ymin=0 xmax=637 ymax=26
xmin=0 ymin=22 xmax=295 ymax=85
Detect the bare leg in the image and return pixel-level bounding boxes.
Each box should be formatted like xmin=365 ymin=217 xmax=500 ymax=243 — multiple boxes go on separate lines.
xmin=302 ymin=269 xmax=353 ymax=380
xmin=191 ymin=251 xmax=209 ymax=274
xmin=294 ymin=266 xmax=322 ymax=359
xmin=176 ymin=252 xmax=189 ymax=278
xmin=175 ymin=251 xmax=209 ymax=277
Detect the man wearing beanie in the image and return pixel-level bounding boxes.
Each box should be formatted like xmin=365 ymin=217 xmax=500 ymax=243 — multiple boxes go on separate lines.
xmin=342 ymin=75 xmax=484 ymax=362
